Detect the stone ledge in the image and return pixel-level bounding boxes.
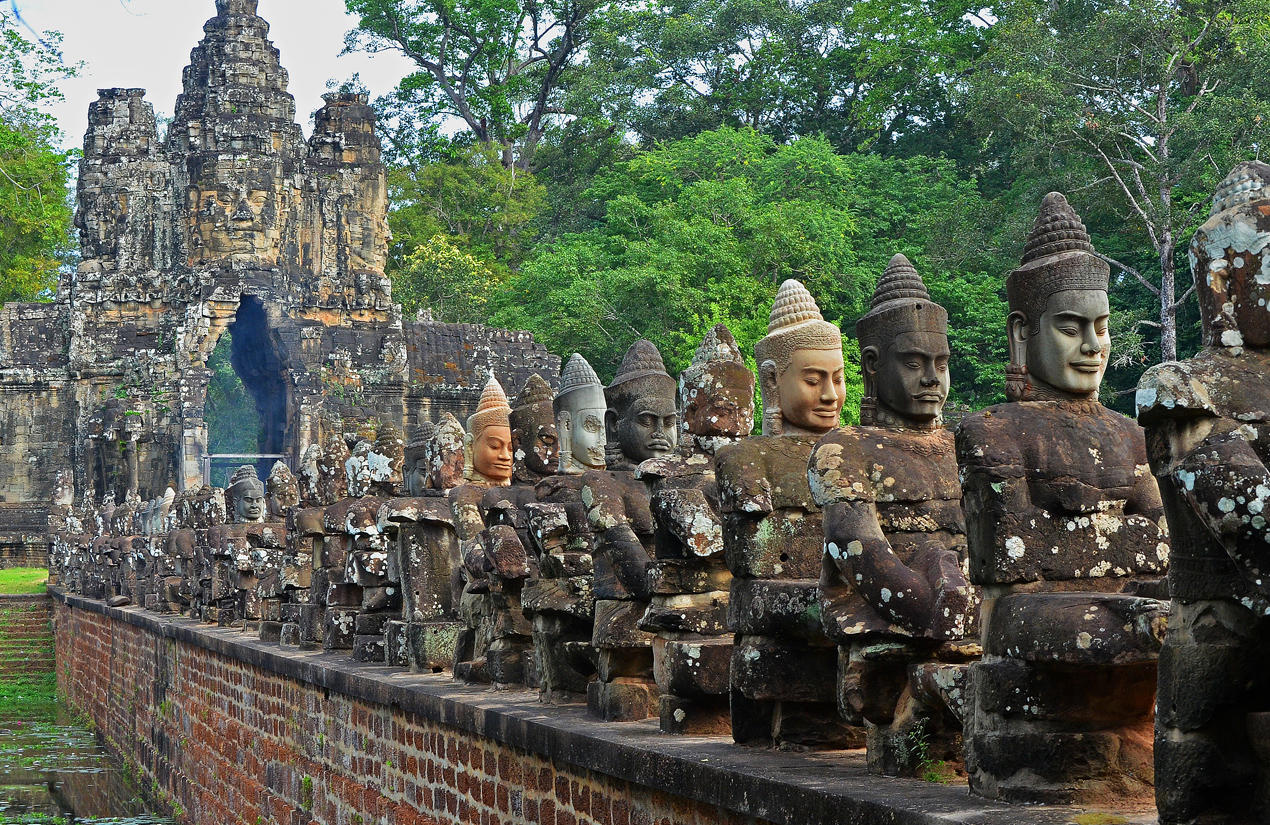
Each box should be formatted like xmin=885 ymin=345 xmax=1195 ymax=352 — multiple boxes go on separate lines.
xmin=50 ymin=588 xmax=1154 ymax=825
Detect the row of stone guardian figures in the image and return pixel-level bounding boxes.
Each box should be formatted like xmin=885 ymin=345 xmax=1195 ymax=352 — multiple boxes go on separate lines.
xmin=48 ymin=163 xmax=1270 ymax=821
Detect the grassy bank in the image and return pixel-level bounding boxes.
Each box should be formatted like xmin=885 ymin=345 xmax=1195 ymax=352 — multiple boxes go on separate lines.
xmin=0 ymin=568 xmax=47 ymax=595
xmin=0 ymin=671 xmax=58 ymax=721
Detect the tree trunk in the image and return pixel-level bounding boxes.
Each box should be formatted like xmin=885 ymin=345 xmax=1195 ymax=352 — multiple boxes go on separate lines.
xmin=1158 ymin=228 xmax=1177 ymax=362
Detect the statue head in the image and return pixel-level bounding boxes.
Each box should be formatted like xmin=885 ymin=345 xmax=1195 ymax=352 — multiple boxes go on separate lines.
xmin=265 ymin=461 xmax=298 ymax=518
xmin=371 ymin=422 xmax=404 ymax=488
xmin=227 ymin=465 xmax=266 ymax=523
xmin=856 ymin=254 xmax=950 ymax=429
xmin=753 ymin=279 xmax=845 ymax=436
xmin=510 ymin=373 xmax=558 ymax=481
xmin=555 ymin=354 xmax=607 ymax=474
xmin=679 ymin=324 xmax=755 ymax=448
xmin=605 ymin=340 xmax=679 ymax=465
xmin=464 ymin=375 xmax=514 ymax=486
xmin=403 ymin=423 xmax=435 ymax=495
xmin=430 ymin=413 xmax=466 ymax=490
xmin=1192 ymin=161 xmax=1270 ymax=350
xmin=1006 ymin=193 xmax=1112 ymax=402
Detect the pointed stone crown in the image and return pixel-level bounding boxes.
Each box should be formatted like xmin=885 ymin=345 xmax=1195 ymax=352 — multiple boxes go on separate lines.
xmin=754 ymin=279 xmax=842 ymax=371
xmin=227 ymin=464 xmax=263 ymax=495
xmin=216 ymin=0 xmax=260 ymax=16
xmin=511 ymin=374 xmax=555 ymax=433
xmin=1007 ymin=192 xmax=1109 ymax=325
xmin=692 ymin=324 xmax=745 ymax=369
xmin=467 ymin=374 xmax=512 ymax=439
xmin=514 ymin=373 xmax=554 ymax=410
xmin=1212 ymin=161 xmax=1270 ymax=215
xmin=680 ymin=323 xmax=754 ymax=408
xmin=606 ymin=339 xmax=677 ymax=411
xmin=405 ymin=422 xmax=437 ymax=464
xmin=857 ymin=254 xmax=947 ymax=350
xmin=555 ymin=354 xmax=606 ymax=414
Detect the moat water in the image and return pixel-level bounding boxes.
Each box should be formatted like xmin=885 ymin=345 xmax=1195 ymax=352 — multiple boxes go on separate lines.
xmin=0 ymin=693 xmax=174 ymax=824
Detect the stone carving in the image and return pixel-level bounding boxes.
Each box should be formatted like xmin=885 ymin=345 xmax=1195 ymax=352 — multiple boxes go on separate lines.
xmin=429 ymin=414 xmax=467 ymax=492
xmin=640 ymin=324 xmax=754 ymax=734
xmin=464 ymin=376 xmax=515 ymax=487
xmin=809 ymin=255 xmax=976 ymax=776
xmin=556 ymin=354 xmax=608 ymax=474
xmin=1138 ymin=161 xmax=1270 ymax=822
xmin=957 ymin=193 xmax=1169 ymax=803
xmin=510 ymin=374 xmax=558 ymax=486
xmin=717 ymin=279 xmax=856 ymax=748
xmin=370 ymin=423 xmax=404 ymax=496
xmin=403 ymin=424 xmax=435 ymax=497
xmin=266 ymin=461 xmax=299 ymax=519
xmin=581 ymin=340 xmax=678 ymax=721
xmin=227 ymin=466 xmax=267 ymax=524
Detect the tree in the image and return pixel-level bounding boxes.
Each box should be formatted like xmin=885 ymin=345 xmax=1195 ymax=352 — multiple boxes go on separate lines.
xmin=392 ymin=234 xmax=504 ymax=322
xmin=344 ymin=0 xmax=603 ymax=167
xmin=967 ymin=0 xmax=1270 ymax=362
xmin=0 ymin=11 xmax=78 ymax=306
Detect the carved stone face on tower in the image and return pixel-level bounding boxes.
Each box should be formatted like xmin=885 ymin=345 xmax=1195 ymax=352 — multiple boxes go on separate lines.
xmin=511 ymin=373 xmax=558 ymax=479
xmin=465 ymin=375 xmax=514 ymax=486
xmin=857 ymin=254 xmax=951 ymax=428
xmin=606 ymin=340 xmax=679 ymax=465
xmin=555 ymin=354 xmax=607 ymax=474
xmin=1006 ymin=193 xmax=1112 ymax=402
xmin=227 ymin=465 xmax=266 ymax=523
xmin=754 ymin=280 xmax=845 ymax=436
xmin=680 ymin=324 xmax=755 ymax=440
xmin=1191 ymin=160 xmax=1270 ymax=349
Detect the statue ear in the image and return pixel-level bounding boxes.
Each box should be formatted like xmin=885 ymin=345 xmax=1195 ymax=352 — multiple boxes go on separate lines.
xmin=605 ymin=409 xmax=620 ymax=442
xmin=555 ymin=411 xmax=571 ymax=471
xmin=758 ymin=359 xmax=782 ymax=436
xmin=861 ymin=346 xmax=880 ymax=380
xmin=1007 ymin=311 xmax=1029 ymax=366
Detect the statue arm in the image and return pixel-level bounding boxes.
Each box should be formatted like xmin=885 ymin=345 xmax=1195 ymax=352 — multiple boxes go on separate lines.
xmin=823 ymin=499 xmax=937 ymax=634
xmin=582 ymin=472 xmax=652 ymax=599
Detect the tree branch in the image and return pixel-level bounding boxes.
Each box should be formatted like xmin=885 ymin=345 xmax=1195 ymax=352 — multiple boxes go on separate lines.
xmin=1094 ymin=251 xmax=1161 ymax=297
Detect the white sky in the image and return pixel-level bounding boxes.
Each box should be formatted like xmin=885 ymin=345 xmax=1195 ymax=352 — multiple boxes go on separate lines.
xmin=13 ymin=0 xmax=416 ymax=149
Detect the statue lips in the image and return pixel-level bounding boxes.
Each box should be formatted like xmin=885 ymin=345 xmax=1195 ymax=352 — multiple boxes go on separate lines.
xmin=1071 ymin=360 xmax=1104 ymax=373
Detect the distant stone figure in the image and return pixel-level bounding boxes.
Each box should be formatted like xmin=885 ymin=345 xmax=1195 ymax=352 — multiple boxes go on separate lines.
xmin=402 ymin=423 xmax=436 ymax=497
xmin=555 ymin=354 xmax=608 ymax=475
xmin=717 ymin=279 xmax=857 ymax=748
xmin=603 ymin=339 xmax=679 ymax=470
xmin=639 ymin=323 xmax=754 ymax=734
xmin=809 ymin=254 xmax=976 ymax=776
xmin=1139 ymin=161 xmax=1270 ymax=822
xmin=509 ymin=373 xmax=559 ymax=486
xmin=957 ymin=192 xmax=1169 ymax=803
xmin=227 ymin=465 xmax=267 ymax=524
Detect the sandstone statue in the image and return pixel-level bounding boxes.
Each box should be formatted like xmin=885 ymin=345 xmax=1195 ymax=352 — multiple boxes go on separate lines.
xmin=809 ymin=254 xmax=976 ymax=776
xmin=639 ymin=324 xmax=754 ymax=734
xmin=956 ymin=192 xmax=1170 ymax=803
xmin=1138 ymin=161 xmax=1270 ymax=822
xmin=717 ymin=279 xmax=857 ymax=748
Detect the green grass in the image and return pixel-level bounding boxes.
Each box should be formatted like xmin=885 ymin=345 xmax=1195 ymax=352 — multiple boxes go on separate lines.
xmin=0 ymin=671 xmax=59 ymax=720
xmin=0 ymin=568 xmax=48 ymax=595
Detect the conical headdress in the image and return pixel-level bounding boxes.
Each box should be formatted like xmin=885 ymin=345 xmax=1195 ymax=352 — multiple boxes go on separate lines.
xmin=606 ymin=339 xmax=677 ymax=411
xmin=681 ymin=324 xmax=748 ymax=395
xmin=511 ymin=373 xmax=555 ymax=431
xmin=753 ymin=279 xmax=842 ymax=370
xmin=555 ymin=354 xmax=606 ymax=414
xmin=856 ymin=254 xmax=947 ymax=350
xmin=467 ymin=374 xmax=512 ymax=439
xmin=1211 ymin=161 xmax=1270 ymax=215
xmin=405 ymin=422 xmax=436 ymax=464
xmin=1007 ymin=193 xmax=1109 ymax=325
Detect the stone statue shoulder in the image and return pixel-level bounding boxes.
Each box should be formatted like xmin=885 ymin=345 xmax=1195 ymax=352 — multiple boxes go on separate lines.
xmin=811 ymin=426 xmax=958 ymax=507
xmin=580 ymin=468 xmax=654 ymax=536
xmin=716 ymin=434 xmax=820 ymax=515
xmin=635 ymin=450 xmax=713 ymax=485
xmin=1139 ymin=348 xmax=1270 ymax=425
xmin=379 ymin=495 xmax=454 ymax=526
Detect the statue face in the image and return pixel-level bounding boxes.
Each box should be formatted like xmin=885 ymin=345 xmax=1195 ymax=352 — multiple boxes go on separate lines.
xmin=775 ymin=348 xmax=846 ymax=434
xmin=1019 ymin=289 xmax=1110 ymax=397
xmin=514 ymin=420 xmax=558 ymax=477
xmin=611 ymin=396 xmax=678 ymax=463
xmin=234 ymin=484 xmax=265 ymax=522
xmin=565 ymin=406 xmax=607 ymax=470
xmin=472 ymin=425 xmax=514 ymax=484
xmin=403 ymin=457 xmax=427 ymax=496
xmin=874 ymin=331 xmax=950 ymax=423
xmin=683 ymin=369 xmax=755 ymax=439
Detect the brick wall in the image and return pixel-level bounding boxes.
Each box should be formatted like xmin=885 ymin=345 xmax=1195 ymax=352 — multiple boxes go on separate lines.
xmin=0 ymin=594 xmax=53 ymax=677
xmin=51 ymin=592 xmax=1132 ymax=825
xmin=0 ymin=535 xmax=47 ymax=569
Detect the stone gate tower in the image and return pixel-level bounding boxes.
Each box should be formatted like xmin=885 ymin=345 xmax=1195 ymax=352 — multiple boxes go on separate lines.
xmin=0 ymin=0 xmax=557 ymax=560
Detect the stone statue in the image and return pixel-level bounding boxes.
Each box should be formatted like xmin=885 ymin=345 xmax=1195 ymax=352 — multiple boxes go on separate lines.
xmin=227 ymin=465 xmax=267 ymax=524
xmin=266 ymin=461 xmax=299 ymax=520
xmin=1139 ymin=161 xmax=1270 ymax=822
xmin=717 ymin=279 xmax=856 ymax=748
xmin=555 ymin=354 xmax=607 ymax=475
xmin=370 ymin=422 xmax=404 ymax=496
xmin=402 ymin=423 xmax=435 ymax=497
xmin=510 ymin=373 xmax=558 ymax=486
xmin=581 ymin=339 xmax=678 ymax=721
xmin=429 ymin=414 xmax=466 ymax=492
xmin=463 ymin=375 xmax=515 ymax=487
xmin=809 ymin=254 xmax=976 ymax=776
xmin=639 ymin=323 xmax=754 ymax=734
xmin=956 ymin=193 xmax=1169 ymax=803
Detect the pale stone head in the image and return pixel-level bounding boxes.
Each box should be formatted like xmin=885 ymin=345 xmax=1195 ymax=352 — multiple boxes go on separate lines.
xmin=1006 ymin=193 xmax=1112 ymax=401
xmin=464 ymin=375 xmax=514 ymax=486
xmin=679 ymin=324 xmax=755 ymax=441
xmin=856 ymin=254 xmax=950 ymax=428
xmin=227 ymin=465 xmax=266 ymax=523
xmin=555 ymin=354 xmax=607 ymax=474
xmin=754 ymin=279 xmax=845 ymax=436
xmin=1191 ymin=161 xmax=1270 ymax=350
xmin=605 ymin=339 xmax=678 ymax=464
xmin=510 ymin=373 xmax=558 ymax=480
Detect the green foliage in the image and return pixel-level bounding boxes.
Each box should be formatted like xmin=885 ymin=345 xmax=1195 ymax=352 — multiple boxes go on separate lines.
xmin=0 ymin=12 xmax=78 ymax=307
xmin=0 ymin=567 xmax=47 ymax=595
xmin=392 ymin=235 xmax=503 ymax=323
xmin=205 ymin=333 xmax=260 ymax=455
